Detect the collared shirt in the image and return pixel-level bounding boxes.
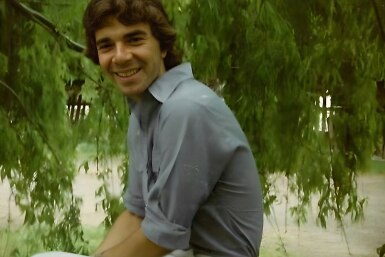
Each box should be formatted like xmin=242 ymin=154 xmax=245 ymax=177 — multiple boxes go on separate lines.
xmin=123 ymin=63 xmax=263 ymax=257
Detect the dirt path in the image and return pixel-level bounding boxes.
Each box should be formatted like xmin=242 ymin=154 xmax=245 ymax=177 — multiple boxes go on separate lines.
xmin=262 ymin=174 xmax=385 ymax=257
xmin=1 ymin=173 xmax=384 ymax=257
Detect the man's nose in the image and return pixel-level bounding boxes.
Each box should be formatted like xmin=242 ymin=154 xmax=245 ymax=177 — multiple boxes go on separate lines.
xmin=113 ymin=44 xmax=132 ymax=64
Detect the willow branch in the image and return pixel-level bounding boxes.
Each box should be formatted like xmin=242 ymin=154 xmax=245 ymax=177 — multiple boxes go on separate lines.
xmin=0 ymin=79 xmax=61 ymax=164
xmin=370 ymin=0 xmax=385 ymax=42
xmin=9 ymin=0 xmax=85 ymax=53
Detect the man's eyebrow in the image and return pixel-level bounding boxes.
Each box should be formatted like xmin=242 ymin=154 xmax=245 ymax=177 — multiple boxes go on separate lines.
xmin=124 ymin=30 xmax=147 ymax=38
xmin=95 ymin=30 xmax=148 ymax=47
xmin=95 ymin=38 xmax=111 ymax=47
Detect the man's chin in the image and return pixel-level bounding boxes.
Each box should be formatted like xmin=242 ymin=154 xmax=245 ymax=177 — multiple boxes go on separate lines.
xmin=119 ymin=88 xmax=142 ymax=101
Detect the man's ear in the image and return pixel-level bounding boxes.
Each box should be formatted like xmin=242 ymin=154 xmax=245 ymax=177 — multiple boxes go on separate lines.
xmin=161 ymin=51 xmax=167 ymax=59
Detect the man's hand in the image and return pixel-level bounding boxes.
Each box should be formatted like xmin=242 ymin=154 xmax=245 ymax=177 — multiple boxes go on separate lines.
xmin=93 ymin=210 xmax=170 ymax=257
xmin=93 ymin=210 xmax=142 ymax=255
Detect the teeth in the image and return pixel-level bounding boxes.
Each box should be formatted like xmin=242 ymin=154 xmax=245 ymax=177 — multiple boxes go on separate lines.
xmin=116 ymin=69 xmax=140 ymax=77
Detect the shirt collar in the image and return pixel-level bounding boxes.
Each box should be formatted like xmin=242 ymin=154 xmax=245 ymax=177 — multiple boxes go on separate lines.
xmin=127 ymin=63 xmax=193 ymax=128
xmin=149 ymin=63 xmax=193 ymax=103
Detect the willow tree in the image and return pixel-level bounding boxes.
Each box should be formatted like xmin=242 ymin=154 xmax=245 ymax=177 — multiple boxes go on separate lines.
xmin=0 ymin=0 xmax=92 ymax=254
xmin=274 ymin=0 xmax=385 ymax=225
xmin=166 ymin=0 xmax=384 ymax=227
xmin=0 ymin=0 xmax=384 ymax=254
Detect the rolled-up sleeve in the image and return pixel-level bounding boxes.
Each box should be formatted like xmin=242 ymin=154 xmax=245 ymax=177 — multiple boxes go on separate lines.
xmin=141 ymin=98 xmax=238 ymax=249
xmin=123 ymin=168 xmax=145 ymax=217
xmin=123 ymin=116 xmax=146 ymax=218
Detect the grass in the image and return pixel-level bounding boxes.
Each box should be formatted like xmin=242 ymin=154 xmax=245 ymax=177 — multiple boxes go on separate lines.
xmin=83 ymin=225 xmax=106 ymax=253
xmin=1 ymin=224 xmax=302 ymax=257
xmin=0 ymin=225 xmax=106 ymax=257
xmin=0 ymin=226 xmax=44 ymax=257
xmin=370 ymin=158 xmax=385 ymax=174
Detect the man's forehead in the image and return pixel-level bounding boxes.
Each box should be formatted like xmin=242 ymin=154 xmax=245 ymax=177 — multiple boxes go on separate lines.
xmin=95 ymin=18 xmax=151 ymax=39
xmin=98 ymin=16 xmax=148 ymax=30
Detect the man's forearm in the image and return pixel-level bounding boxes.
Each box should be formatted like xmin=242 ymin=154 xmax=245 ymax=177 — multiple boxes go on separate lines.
xmin=94 ymin=210 xmax=143 ymax=255
xmin=100 ymin=227 xmax=170 ymax=257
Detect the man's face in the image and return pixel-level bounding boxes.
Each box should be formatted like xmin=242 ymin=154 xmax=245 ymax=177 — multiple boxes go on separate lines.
xmin=95 ymin=17 xmax=166 ymax=101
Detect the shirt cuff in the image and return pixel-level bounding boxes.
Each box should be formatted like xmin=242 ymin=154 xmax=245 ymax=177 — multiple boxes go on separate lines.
xmin=123 ymin=193 xmax=145 ymax=217
xmin=141 ymin=205 xmax=191 ymax=250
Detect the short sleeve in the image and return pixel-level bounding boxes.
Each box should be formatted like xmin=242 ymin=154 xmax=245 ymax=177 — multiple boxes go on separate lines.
xmin=141 ymin=97 xmax=239 ymax=249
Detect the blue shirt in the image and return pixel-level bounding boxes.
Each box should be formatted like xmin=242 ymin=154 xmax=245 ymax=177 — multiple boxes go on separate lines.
xmin=123 ymin=63 xmax=263 ymax=257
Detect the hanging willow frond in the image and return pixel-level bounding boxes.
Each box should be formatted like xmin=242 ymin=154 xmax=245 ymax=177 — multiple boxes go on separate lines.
xmin=9 ymin=0 xmax=85 ymax=53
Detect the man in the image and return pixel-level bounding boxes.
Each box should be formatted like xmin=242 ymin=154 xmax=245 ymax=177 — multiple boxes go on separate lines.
xmin=34 ymin=0 xmax=263 ymax=256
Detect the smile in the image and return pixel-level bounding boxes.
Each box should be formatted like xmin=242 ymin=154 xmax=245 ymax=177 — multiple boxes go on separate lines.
xmin=115 ymin=68 xmax=140 ymax=78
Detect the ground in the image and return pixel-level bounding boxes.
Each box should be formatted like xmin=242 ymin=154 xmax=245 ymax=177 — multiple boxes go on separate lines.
xmin=1 ymin=171 xmax=384 ymax=257
xmin=262 ymin=174 xmax=385 ymax=257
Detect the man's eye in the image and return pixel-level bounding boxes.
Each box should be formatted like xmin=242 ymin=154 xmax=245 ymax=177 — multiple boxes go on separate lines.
xmin=97 ymin=44 xmax=112 ymax=50
xmin=129 ymin=37 xmax=143 ymax=44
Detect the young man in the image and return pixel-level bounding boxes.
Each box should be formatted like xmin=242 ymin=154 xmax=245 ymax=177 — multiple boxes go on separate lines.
xmin=34 ymin=0 xmax=263 ymax=256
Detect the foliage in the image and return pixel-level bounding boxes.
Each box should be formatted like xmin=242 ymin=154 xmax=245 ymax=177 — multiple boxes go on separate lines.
xmin=1 ymin=0 xmax=85 ymax=254
xmin=168 ymin=0 xmax=384 ymax=227
xmin=0 ymin=224 xmax=106 ymax=257
xmin=0 ymin=0 xmax=384 ymax=254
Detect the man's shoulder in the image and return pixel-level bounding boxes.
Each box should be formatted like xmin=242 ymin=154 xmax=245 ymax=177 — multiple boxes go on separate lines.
xmin=168 ymin=78 xmax=220 ymax=104
xmin=162 ymin=83 xmax=221 ymax=114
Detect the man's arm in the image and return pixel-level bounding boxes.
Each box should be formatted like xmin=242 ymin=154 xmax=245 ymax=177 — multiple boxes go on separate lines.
xmin=93 ymin=210 xmax=143 ymax=255
xmin=98 ymin=227 xmax=170 ymax=257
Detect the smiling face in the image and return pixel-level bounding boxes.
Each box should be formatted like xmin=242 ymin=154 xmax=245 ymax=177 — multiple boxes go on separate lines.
xmin=95 ymin=17 xmax=166 ymax=101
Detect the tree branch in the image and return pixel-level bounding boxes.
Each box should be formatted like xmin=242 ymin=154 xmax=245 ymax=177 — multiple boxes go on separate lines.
xmin=9 ymin=0 xmax=85 ymax=53
xmin=370 ymin=0 xmax=385 ymax=42
xmin=0 ymin=79 xmax=61 ymax=164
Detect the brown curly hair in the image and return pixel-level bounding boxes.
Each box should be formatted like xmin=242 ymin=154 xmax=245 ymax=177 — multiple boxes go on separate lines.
xmin=83 ymin=0 xmax=182 ymax=70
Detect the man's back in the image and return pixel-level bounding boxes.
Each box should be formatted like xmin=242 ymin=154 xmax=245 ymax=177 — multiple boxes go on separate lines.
xmin=168 ymin=75 xmax=263 ymax=256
